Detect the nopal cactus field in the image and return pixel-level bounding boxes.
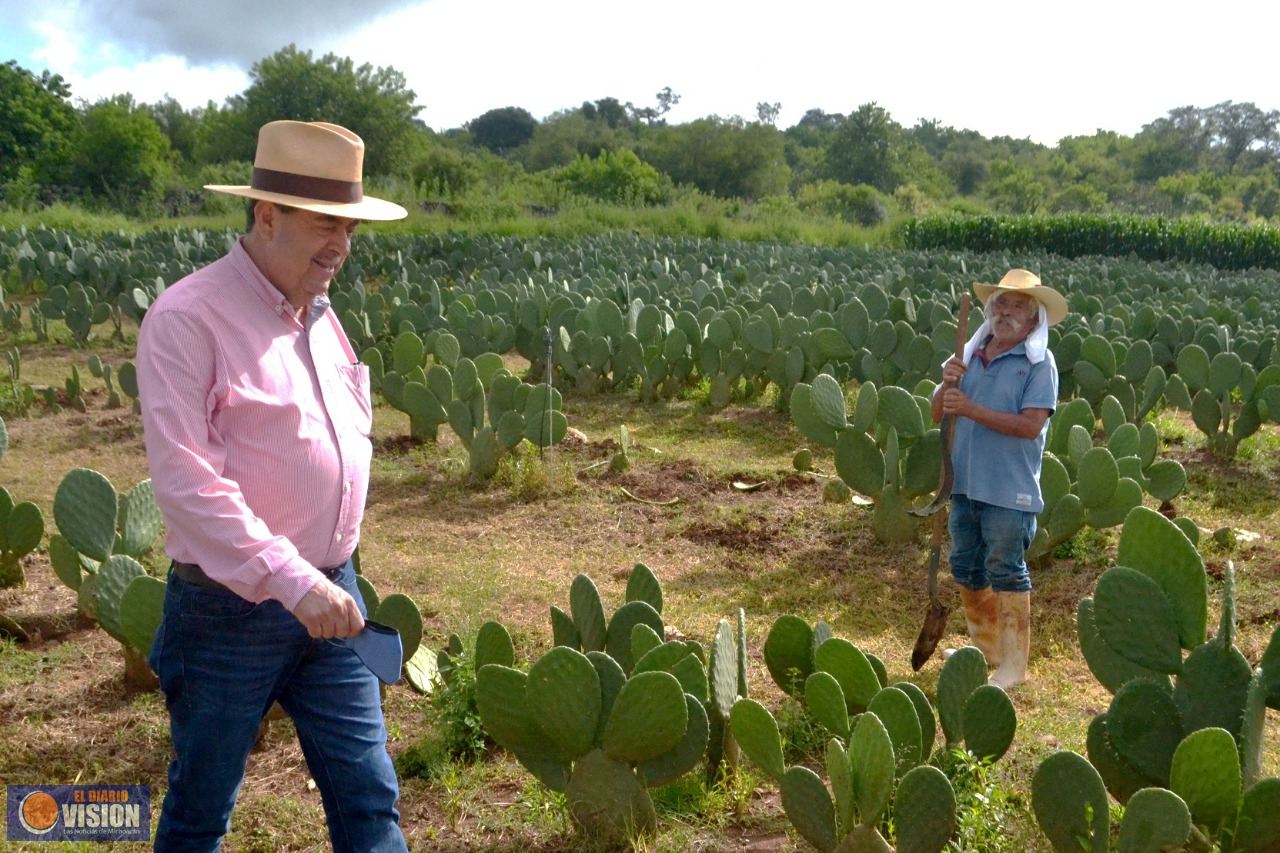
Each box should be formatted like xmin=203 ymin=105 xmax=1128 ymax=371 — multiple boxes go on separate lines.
xmin=3 ymin=226 xmax=1280 ymax=850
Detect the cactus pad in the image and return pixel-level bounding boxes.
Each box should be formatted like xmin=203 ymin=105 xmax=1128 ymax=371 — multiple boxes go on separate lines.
xmin=374 ymin=593 xmax=422 ymax=663
xmin=605 ymin=600 xmax=663 ymax=673
xmin=709 ymin=619 xmax=738 ymax=720
xmin=731 ymin=698 xmax=786 ymax=782
xmin=527 ymin=647 xmax=601 ymax=760
xmin=624 ymin=562 xmax=663 ymax=614
xmin=601 ymin=670 xmax=687 ymax=763
xmin=1235 ymin=778 xmax=1280 ymax=853
xmin=474 ymin=620 xmax=515 ymax=670
xmin=814 ymin=637 xmax=880 ymax=713
xmin=1172 ymin=639 xmax=1251 ymax=740
xmin=630 ymin=624 xmax=663 ymax=667
xmin=894 ymin=764 xmax=956 ymax=853
xmin=868 ymin=686 xmax=923 ymax=776
xmin=565 ymin=749 xmax=656 ymax=842
xmin=118 ymin=479 xmax=162 ymax=557
xmin=570 ymin=574 xmax=608 ymax=653
xmin=1086 ymin=714 xmax=1148 ymax=804
xmin=763 ymin=615 xmax=814 ymax=696
xmin=95 ymin=555 xmax=146 ymax=645
xmin=805 ymin=671 xmax=850 ymax=739
xmin=963 ymin=684 xmax=1016 ymax=763
xmin=937 ymin=646 xmax=986 ymax=747
xmin=1077 ymin=597 xmax=1170 ymax=695
xmin=54 ymin=468 xmax=118 ymax=562
xmin=635 ymin=694 xmax=709 ymax=788
xmin=1115 ymin=787 xmax=1190 ymax=853
xmin=781 ymin=765 xmax=838 ymax=853
xmin=1169 ymin=727 xmax=1240 ymax=831
xmin=550 ymin=605 xmax=580 ymax=649
xmin=119 ymin=575 xmax=165 ymax=657
xmin=1116 ymin=506 xmax=1207 ymax=649
xmin=1107 ymin=679 xmax=1183 ymax=786
xmin=1093 ymin=567 xmax=1183 ymax=674
xmin=850 ymin=710 xmax=896 ymax=827
xmin=1032 ymin=750 xmax=1109 ymax=853
xmin=587 ymin=651 xmax=626 ymax=745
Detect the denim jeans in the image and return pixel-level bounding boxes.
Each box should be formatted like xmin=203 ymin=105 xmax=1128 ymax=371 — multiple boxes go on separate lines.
xmin=149 ymin=560 xmax=407 ymax=853
xmin=948 ymin=494 xmax=1036 ymax=593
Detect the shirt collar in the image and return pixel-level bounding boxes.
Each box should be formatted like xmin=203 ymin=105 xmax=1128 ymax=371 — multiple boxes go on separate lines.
xmin=976 ymin=336 xmax=1028 ymax=366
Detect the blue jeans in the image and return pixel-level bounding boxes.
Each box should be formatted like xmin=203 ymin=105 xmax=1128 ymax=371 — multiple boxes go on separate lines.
xmin=948 ymin=495 xmax=1036 ymax=593
xmin=149 ymin=560 xmax=407 ymax=853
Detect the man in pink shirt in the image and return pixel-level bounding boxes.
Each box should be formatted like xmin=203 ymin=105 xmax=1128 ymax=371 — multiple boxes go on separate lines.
xmin=137 ymin=120 xmax=408 ymax=852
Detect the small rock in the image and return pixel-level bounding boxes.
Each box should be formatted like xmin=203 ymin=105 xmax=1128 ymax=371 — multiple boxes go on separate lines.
xmin=306 ymin=778 xmax=317 ymax=792
xmin=1039 ymin=735 xmax=1058 ymax=747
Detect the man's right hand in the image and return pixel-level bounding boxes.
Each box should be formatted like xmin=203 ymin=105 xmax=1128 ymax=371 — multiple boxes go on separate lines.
xmin=291 ymin=578 xmax=365 ymax=639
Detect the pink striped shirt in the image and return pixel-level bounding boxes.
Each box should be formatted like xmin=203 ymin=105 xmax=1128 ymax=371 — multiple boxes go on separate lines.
xmin=136 ymin=239 xmax=372 ymax=610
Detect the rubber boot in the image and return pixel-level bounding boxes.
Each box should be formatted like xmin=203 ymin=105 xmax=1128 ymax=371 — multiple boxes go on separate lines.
xmin=960 ymin=586 xmax=1001 ymax=667
xmin=989 ymin=591 xmax=1030 ymax=690
xmin=943 ymin=586 xmax=1001 ymax=665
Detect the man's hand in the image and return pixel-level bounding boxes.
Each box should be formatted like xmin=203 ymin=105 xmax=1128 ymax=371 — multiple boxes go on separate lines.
xmin=941 ymin=357 xmax=966 ymax=387
xmin=941 ymin=387 xmax=971 ymax=417
xmin=291 ymin=578 xmax=365 ymax=638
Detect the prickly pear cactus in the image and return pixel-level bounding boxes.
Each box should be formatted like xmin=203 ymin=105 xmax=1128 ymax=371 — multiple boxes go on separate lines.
xmin=1034 ymin=505 xmax=1280 ymax=851
xmin=0 ymin=486 xmax=44 ymax=588
xmin=476 ymin=636 xmax=708 ymax=842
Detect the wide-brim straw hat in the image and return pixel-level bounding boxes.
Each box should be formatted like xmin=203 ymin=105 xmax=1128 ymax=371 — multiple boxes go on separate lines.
xmin=973 ymin=269 xmax=1068 ymax=326
xmin=205 ymin=120 xmax=407 ymax=221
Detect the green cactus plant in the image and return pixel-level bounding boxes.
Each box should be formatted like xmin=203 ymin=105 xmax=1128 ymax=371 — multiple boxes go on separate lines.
xmin=731 ymin=636 xmax=1010 ymax=852
xmin=1034 ymin=505 xmax=1280 ymax=851
xmin=0 ymin=485 xmax=44 ymax=588
xmin=476 ymin=638 xmax=708 ymax=844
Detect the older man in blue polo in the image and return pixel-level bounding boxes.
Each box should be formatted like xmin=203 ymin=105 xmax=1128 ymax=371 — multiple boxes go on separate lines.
xmin=930 ymin=269 xmax=1068 ymax=689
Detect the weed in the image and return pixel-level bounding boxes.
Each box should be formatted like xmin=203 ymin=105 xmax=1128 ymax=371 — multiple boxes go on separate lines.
xmin=427 ymin=651 xmax=488 ymax=762
xmin=936 ymin=748 xmax=1024 ymax=853
xmin=494 ymin=447 xmax=578 ymax=502
xmin=775 ymin=695 xmax=829 ymax=764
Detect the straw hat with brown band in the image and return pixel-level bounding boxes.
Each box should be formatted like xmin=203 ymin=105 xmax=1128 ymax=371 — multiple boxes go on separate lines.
xmin=205 ymin=120 xmax=407 ymax=221
xmin=973 ymin=269 xmax=1068 ymax=327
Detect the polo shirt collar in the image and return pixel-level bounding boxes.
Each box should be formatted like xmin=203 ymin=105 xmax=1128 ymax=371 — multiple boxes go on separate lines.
xmin=977 ymin=337 xmax=1028 ymax=366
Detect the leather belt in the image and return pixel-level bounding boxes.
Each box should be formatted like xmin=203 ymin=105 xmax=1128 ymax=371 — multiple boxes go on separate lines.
xmin=172 ymin=560 xmax=346 ymax=590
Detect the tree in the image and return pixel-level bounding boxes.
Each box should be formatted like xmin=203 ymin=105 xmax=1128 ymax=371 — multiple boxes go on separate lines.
xmin=583 ymin=97 xmax=629 ymax=129
xmin=756 ymin=102 xmax=781 ymax=126
xmin=1206 ymin=101 xmax=1279 ymax=169
xmin=69 ymin=95 xmax=172 ymax=213
xmin=0 ymin=60 xmax=78 ymax=186
xmin=826 ymin=103 xmax=909 ymax=193
xmin=197 ymin=45 xmax=422 ymax=175
xmin=638 ymin=116 xmax=790 ymax=199
xmin=523 ymin=110 xmax=621 ymax=172
xmin=147 ymin=96 xmax=201 ymax=164
xmin=468 ymin=106 xmax=538 ymax=155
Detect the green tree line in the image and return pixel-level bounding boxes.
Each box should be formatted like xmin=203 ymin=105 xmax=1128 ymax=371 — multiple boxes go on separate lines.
xmin=4 ymin=46 xmax=1280 ymax=228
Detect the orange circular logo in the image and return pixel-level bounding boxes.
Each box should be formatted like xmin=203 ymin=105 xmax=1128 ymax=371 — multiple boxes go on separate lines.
xmin=19 ymin=791 xmax=59 ymax=834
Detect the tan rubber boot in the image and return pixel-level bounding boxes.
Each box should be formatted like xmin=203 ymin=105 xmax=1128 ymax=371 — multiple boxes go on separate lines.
xmin=989 ymin=591 xmax=1030 ymax=690
xmin=959 ymin=586 xmax=1001 ymax=667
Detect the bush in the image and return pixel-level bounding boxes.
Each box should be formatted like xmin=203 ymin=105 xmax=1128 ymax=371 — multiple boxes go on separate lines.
xmin=411 ymin=145 xmax=479 ymax=198
xmin=797 ymin=180 xmax=889 ymax=226
xmin=553 ymin=149 xmax=668 ymax=206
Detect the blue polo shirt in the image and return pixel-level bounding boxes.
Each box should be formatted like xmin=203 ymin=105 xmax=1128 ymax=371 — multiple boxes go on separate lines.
xmin=950 ymin=340 xmax=1058 ymax=513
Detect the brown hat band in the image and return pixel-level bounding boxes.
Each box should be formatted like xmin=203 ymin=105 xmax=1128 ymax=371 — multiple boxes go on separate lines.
xmin=251 ymin=167 xmax=364 ymax=204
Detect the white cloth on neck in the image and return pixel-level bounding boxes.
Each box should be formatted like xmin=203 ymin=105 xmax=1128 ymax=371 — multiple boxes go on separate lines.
xmin=948 ymin=294 xmax=1050 ymax=368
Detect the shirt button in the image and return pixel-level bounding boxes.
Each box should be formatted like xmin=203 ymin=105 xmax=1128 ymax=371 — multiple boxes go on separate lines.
xmin=343 ymin=481 xmax=351 ymax=493
xmin=335 ymin=532 xmax=343 ymax=543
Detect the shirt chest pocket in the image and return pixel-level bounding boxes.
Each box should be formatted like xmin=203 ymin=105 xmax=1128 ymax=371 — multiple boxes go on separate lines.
xmin=335 ymin=363 xmax=373 ymax=436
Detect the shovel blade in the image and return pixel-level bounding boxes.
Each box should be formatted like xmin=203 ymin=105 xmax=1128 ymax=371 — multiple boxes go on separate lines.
xmin=910 ymin=602 xmax=952 ymax=671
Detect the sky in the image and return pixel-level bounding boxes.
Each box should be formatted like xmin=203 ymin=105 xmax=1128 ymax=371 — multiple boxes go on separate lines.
xmin=1 ymin=0 xmax=1277 ymax=146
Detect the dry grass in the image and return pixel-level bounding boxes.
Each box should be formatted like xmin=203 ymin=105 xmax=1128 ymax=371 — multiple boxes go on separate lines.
xmin=3 ymin=336 xmax=1280 ymax=851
